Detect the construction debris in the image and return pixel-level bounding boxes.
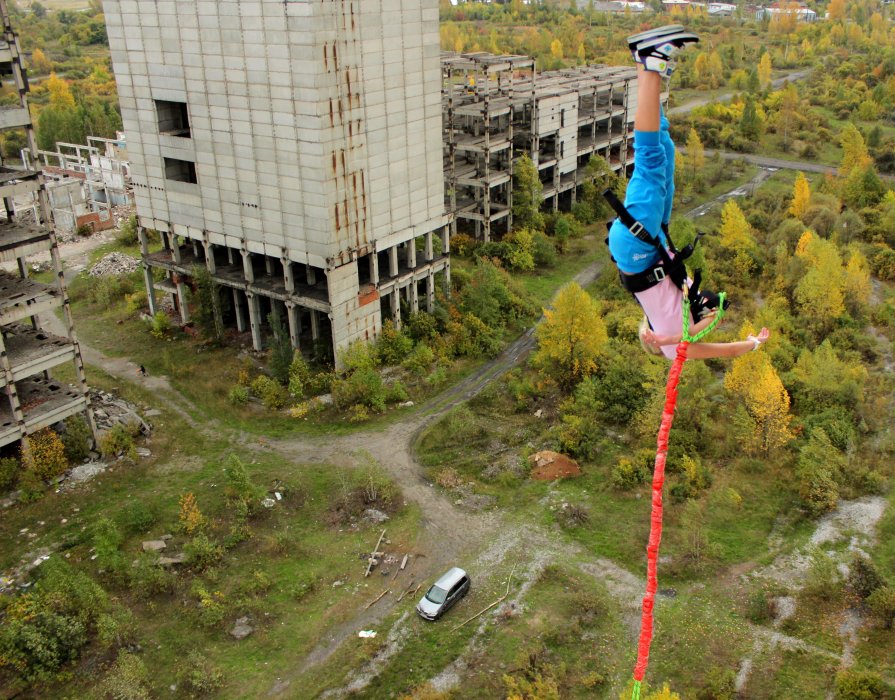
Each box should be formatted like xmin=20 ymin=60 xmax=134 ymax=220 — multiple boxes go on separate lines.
xmin=396 ymin=578 xmax=417 ymax=602
xmin=89 ymin=390 xmax=152 ymax=435
xmin=364 ymin=529 xmax=387 ymax=577
xmin=89 ymin=252 xmax=140 ymax=277
xmin=363 ymin=588 xmax=390 ymax=610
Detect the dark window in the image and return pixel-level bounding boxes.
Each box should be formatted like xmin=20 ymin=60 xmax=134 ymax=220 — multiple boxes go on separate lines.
xmin=156 ymin=99 xmax=191 ymax=137
xmin=164 ymin=157 xmax=197 ymax=184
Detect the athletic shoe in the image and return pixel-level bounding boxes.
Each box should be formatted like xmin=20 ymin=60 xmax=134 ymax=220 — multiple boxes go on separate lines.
xmin=626 ymin=25 xmax=685 ymax=53
xmin=631 ymin=31 xmax=700 ymax=77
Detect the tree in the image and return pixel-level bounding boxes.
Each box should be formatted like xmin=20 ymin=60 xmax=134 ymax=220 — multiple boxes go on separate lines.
xmin=775 ymin=83 xmax=800 ymax=152
xmin=739 ymin=95 xmax=763 ymax=144
xmin=842 ymin=164 xmax=886 ymax=209
xmin=190 ymin=266 xmax=224 ymax=343
xmin=796 ymin=428 xmax=843 ymax=514
xmin=683 ymin=128 xmax=705 ymax=190
xmin=30 ymin=48 xmax=53 ymax=75
xmin=867 ymin=587 xmax=895 ymax=629
xmin=550 ymin=38 xmax=563 ymax=60
xmin=31 ymin=1 xmax=46 ymax=18
xmin=843 ymin=249 xmax=871 ymax=316
xmin=789 ymin=172 xmax=810 ymax=220
xmin=794 ymin=233 xmax=845 ymax=333
xmin=790 ymin=340 xmax=866 ymax=414
xmin=828 ymin=0 xmax=846 ymax=21
xmin=724 ymin=337 xmax=794 ymax=456
xmin=719 ymin=199 xmax=754 ymax=251
xmin=758 ymin=53 xmax=772 ymax=89
xmin=533 ymin=283 xmax=606 ymax=389
xmin=839 ymin=123 xmax=872 ymax=178
xmin=513 ymin=154 xmax=544 ymax=231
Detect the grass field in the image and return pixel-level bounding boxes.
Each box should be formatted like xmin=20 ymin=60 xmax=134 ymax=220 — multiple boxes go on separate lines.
xmin=17 ymin=0 xmax=90 ymax=10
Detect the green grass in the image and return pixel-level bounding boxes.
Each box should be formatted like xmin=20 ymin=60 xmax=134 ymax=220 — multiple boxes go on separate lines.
xmin=742 ymin=646 xmax=838 ymax=698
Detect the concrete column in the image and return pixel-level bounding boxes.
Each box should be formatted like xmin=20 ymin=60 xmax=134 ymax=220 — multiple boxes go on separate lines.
xmin=390 ymin=290 xmax=401 ymax=330
xmin=204 ymin=243 xmax=216 ymax=274
xmin=425 ymin=231 xmax=434 ymax=261
xmin=265 ymin=256 xmax=274 ymax=276
xmin=233 ymin=288 xmax=246 ymax=333
xmin=443 ymin=264 xmax=452 ymax=298
xmin=283 ymin=258 xmax=295 ymax=293
xmin=175 ymin=277 xmax=190 ymax=324
xmin=310 ymin=309 xmax=320 ymax=341
xmin=143 ymin=265 xmax=157 ymax=316
xmin=426 ymin=272 xmax=435 ymax=312
xmin=389 ymin=246 xmax=399 ymax=277
xmin=192 ymin=240 xmax=200 ymax=258
xmin=227 ymin=247 xmax=235 ymax=265
xmin=370 ymin=253 xmax=379 ymax=285
xmin=270 ymin=299 xmax=282 ymax=326
xmin=246 ymin=292 xmax=263 ymax=350
xmin=406 ymin=238 xmax=417 ymax=269
xmin=242 ymin=251 xmax=254 ymax=283
xmin=306 ymin=265 xmax=317 ymax=285
xmin=286 ymin=302 xmax=301 ymax=349
xmin=442 ymin=225 xmax=450 ymax=255
xmin=409 ymin=280 xmax=419 ymax=314
xmin=170 ymin=235 xmax=182 ymax=264
xmin=137 ymin=226 xmax=150 ymax=257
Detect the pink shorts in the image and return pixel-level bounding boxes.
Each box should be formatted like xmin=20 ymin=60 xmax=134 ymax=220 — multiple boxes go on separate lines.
xmin=634 ymin=277 xmax=694 ymax=359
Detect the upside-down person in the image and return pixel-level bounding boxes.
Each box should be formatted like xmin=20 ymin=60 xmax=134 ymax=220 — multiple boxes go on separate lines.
xmin=607 ymin=25 xmax=769 ymax=360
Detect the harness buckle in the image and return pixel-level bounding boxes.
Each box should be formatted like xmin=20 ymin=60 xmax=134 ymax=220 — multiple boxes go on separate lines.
xmin=630 ymin=221 xmax=645 ymax=238
xmin=653 ymin=266 xmax=666 ymax=282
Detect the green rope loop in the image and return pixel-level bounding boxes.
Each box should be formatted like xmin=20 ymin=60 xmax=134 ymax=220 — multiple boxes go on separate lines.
xmin=681 ymin=290 xmax=727 ymax=344
xmin=632 ymin=679 xmax=642 ymax=700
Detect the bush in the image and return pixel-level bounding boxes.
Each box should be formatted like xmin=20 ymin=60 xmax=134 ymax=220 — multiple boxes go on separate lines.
xmin=267 ymin=313 xmax=293 ymax=384
xmin=532 ymin=231 xmax=557 ymax=267
xmin=867 ymin=587 xmax=895 ymax=629
xmin=848 ymin=555 xmax=885 ymax=600
xmin=177 ymin=651 xmax=225 ymax=696
xmin=698 ymin=667 xmax=736 ymax=700
xmin=179 ymin=492 xmax=205 ymax=534
xmin=92 ymin=517 xmax=125 ymax=578
xmin=332 ymin=344 xmax=388 ymax=412
xmin=24 ymin=428 xmax=68 ymax=481
xmin=834 ymin=670 xmax=888 ymax=700
xmin=17 ymin=468 xmax=44 ymax=503
xmin=405 ymin=312 xmax=439 ymax=343
xmin=148 ymin=310 xmax=171 ymax=339
xmin=377 ymin=319 xmax=413 ymax=365
xmin=287 ymin=352 xmax=311 ymax=398
xmin=402 ymin=343 xmax=435 ymax=376
xmin=250 ymin=375 xmax=289 ymax=411
xmin=115 ymin=500 xmax=157 ymax=536
xmin=96 ymin=606 xmax=137 ymax=650
xmin=86 ymin=274 xmax=135 ymax=309
xmin=116 ymin=214 xmax=139 ymax=246
xmin=129 ymin=552 xmax=175 ymax=599
xmin=450 ymin=233 xmax=477 ymax=257
xmin=100 ymin=652 xmax=150 ymax=700
xmin=192 ymin=583 xmax=226 ymax=628
xmin=611 ymin=457 xmax=649 ymax=490
xmin=61 ymin=415 xmax=92 ymax=463
xmin=223 ymin=454 xmax=264 ymax=514
xmin=99 ymin=424 xmax=137 ymax=461
xmin=228 ymin=385 xmax=249 ymax=406
xmin=0 ymin=456 xmax=19 ymax=493
xmin=185 ymin=533 xmax=223 ymax=571
xmin=0 ymin=559 xmax=107 ymax=682
xmin=803 ymin=547 xmax=841 ymax=601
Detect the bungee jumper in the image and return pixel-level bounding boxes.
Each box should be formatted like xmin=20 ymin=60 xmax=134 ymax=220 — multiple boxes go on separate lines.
xmin=606 ymin=25 xmax=770 ymax=360
xmin=605 ymin=27 xmax=772 ymax=699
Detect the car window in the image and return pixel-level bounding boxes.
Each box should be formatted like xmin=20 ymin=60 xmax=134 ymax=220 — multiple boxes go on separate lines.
xmin=425 ymin=585 xmax=448 ymax=605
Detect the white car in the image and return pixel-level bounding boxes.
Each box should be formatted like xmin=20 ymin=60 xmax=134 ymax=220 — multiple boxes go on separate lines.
xmin=416 ymin=567 xmax=470 ymax=621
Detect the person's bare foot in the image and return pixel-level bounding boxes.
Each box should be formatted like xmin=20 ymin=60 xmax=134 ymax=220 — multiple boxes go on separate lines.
xmin=747 ymin=327 xmax=770 ymax=350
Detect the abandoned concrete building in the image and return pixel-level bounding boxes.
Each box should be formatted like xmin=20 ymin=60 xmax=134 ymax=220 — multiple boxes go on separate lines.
xmin=104 ymin=1 xmax=640 ymax=363
xmin=0 ymin=0 xmax=95 ymax=454
xmin=104 ymin=0 xmax=450 ymax=363
xmin=442 ymin=53 xmax=638 ymax=241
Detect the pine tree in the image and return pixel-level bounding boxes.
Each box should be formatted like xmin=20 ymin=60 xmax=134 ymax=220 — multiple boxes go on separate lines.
xmin=739 ymin=95 xmax=763 ymax=143
xmin=789 ymin=172 xmax=811 ymax=220
xmin=533 ymin=283 xmax=606 ymax=389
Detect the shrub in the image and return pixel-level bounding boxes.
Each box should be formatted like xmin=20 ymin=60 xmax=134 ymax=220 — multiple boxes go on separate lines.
xmin=179 ymin=492 xmax=205 ymax=534
xmin=267 ymin=313 xmax=293 ymax=384
xmin=92 ymin=517 xmax=125 ymax=578
xmin=287 ymin=352 xmax=311 ymax=398
xmin=848 ymin=555 xmax=885 ymax=601
xmin=386 ymin=380 xmax=409 ymax=404
xmin=96 ymin=606 xmax=137 ymax=650
xmin=17 ymin=468 xmax=44 ymax=503
xmin=250 ymin=375 xmax=289 ymax=410
xmin=450 ymin=233 xmax=477 ymax=257
xmin=177 ymin=651 xmax=225 ymax=696
xmin=99 ymin=424 xmax=137 ymax=461
xmin=403 ymin=343 xmax=435 ymax=376
xmin=129 ymin=552 xmax=175 ymax=599
xmin=76 ymin=224 xmax=93 ymax=237
xmin=125 ymin=291 xmax=148 ymax=314
xmin=834 ymin=670 xmax=888 ymax=700
xmin=305 ymin=370 xmax=336 ymax=397
xmin=100 ymin=652 xmax=150 ymax=700
xmin=185 ymin=533 xmax=223 ymax=571
xmin=532 ymin=231 xmax=557 ymax=267
xmin=332 ymin=345 xmax=387 ymax=412
xmin=116 ymin=214 xmax=139 ymax=246
xmin=86 ymin=274 xmax=135 ymax=309
xmin=148 ymin=310 xmax=171 ymax=339
xmin=867 ymin=587 xmax=895 ymax=629
xmin=223 ymin=454 xmax=264 ymax=514
xmin=61 ymin=415 xmax=92 ymax=463
xmin=611 ymin=457 xmax=649 ymax=490
xmin=803 ymin=547 xmax=841 ymax=601
xmin=228 ymin=385 xmax=249 ymax=405
xmin=23 ymin=428 xmax=68 ymax=481
xmin=192 ymin=583 xmax=226 ymax=628
xmin=405 ymin=312 xmax=439 ymax=343
xmin=377 ymin=319 xmax=413 ymax=365
xmin=115 ymin=500 xmax=157 ymax=536
xmin=0 ymin=456 xmax=19 ymax=493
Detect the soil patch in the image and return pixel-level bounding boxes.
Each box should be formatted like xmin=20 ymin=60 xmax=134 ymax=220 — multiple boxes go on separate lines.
xmin=529 ymin=451 xmax=581 ymax=481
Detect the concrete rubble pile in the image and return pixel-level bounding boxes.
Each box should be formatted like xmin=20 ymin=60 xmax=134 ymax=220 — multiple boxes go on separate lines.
xmin=89 ymin=252 xmax=140 ymax=277
xmin=89 ymin=389 xmax=152 ymax=436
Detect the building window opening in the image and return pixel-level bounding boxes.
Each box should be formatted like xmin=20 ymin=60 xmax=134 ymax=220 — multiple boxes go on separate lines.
xmin=164 ymin=157 xmax=197 ymax=184
xmin=156 ymin=100 xmax=191 ymax=137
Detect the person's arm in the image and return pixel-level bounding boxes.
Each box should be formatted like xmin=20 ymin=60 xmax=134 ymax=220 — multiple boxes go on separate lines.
xmin=642 ymin=327 xmax=770 ymax=359
xmin=642 ymin=313 xmax=716 ymax=348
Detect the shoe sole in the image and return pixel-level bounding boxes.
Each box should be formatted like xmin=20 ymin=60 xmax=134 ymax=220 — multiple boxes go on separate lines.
xmin=627 ymin=24 xmax=685 ymax=49
xmin=634 ymin=31 xmax=700 ymax=59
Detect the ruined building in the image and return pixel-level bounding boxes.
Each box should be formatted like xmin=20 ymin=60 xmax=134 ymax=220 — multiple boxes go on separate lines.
xmin=0 ymin=0 xmax=95 ymax=454
xmin=442 ymin=53 xmax=638 ymax=241
xmin=104 ymin=0 xmax=450 ymax=363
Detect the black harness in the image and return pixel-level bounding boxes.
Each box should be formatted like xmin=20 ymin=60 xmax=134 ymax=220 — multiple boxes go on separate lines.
xmin=603 ymin=189 xmax=725 ymax=320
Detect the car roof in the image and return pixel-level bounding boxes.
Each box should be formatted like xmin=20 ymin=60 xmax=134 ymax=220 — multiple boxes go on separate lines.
xmin=433 ymin=567 xmax=467 ymax=589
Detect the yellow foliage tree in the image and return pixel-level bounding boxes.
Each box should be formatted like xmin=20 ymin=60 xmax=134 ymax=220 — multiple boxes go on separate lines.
xmin=684 ymin=128 xmax=705 ymax=189
xmin=758 ymin=53 xmax=772 ymax=89
xmin=533 ymin=282 xmax=606 ymax=389
xmin=828 ymin=0 xmax=846 ymax=21
xmin=46 ymin=72 xmax=75 ymax=109
xmin=789 ymin=172 xmax=811 ymax=220
xmin=719 ymin=199 xmax=754 ymax=251
xmin=550 ymin=38 xmax=564 ymax=60
xmin=725 ymin=328 xmax=794 ymax=456
xmin=179 ymin=492 xmax=206 ymax=535
xmin=577 ymin=43 xmax=585 ymax=64
xmin=795 ymin=234 xmax=845 ymax=331
xmin=839 ymin=123 xmax=872 ymax=178
xmin=22 ymin=428 xmax=68 ymax=481
xmin=30 ymin=48 xmax=53 ymax=75
xmin=843 ymin=249 xmax=871 ymax=315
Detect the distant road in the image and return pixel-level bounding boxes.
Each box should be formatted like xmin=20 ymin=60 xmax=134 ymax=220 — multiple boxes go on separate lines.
xmin=700 ymin=149 xmax=837 ymax=175
xmin=669 ymin=68 xmax=814 ymax=116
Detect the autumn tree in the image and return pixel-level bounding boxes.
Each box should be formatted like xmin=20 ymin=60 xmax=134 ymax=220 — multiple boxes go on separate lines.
xmin=828 ymin=0 xmax=846 ymax=20
xmin=789 ymin=172 xmax=810 ymax=220
xmin=839 ymin=123 xmax=872 ymax=178
xmin=682 ymin=128 xmax=705 ymax=191
xmin=718 ymin=199 xmax=756 ymax=283
xmin=739 ymin=95 xmax=763 ymax=144
xmin=794 ymin=232 xmax=845 ymax=334
xmin=30 ymin=48 xmax=52 ymax=75
xmin=758 ymin=53 xmax=772 ymax=90
xmin=775 ymin=83 xmax=801 ymax=152
xmin=724 ymin=331 xmax=794 ymax=456
xmin=796 ymin=428 xmax=843 ymax=514
xmin=843 ymin=249 xmax=871 ymax=316
xmin=790 ymin=340 xmax=866 ymax=415
xmin=533 ymin=282 xmax=606 ymax=389
xmin=513 ymin=154 xmax=545 ymax=231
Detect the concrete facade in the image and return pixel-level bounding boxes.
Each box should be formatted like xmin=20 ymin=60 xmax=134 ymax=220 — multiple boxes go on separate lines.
xmin=0 ymin=0 xmax=95 ymax=455
xmin=104 ymin=0 xmax=450 ymax=363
